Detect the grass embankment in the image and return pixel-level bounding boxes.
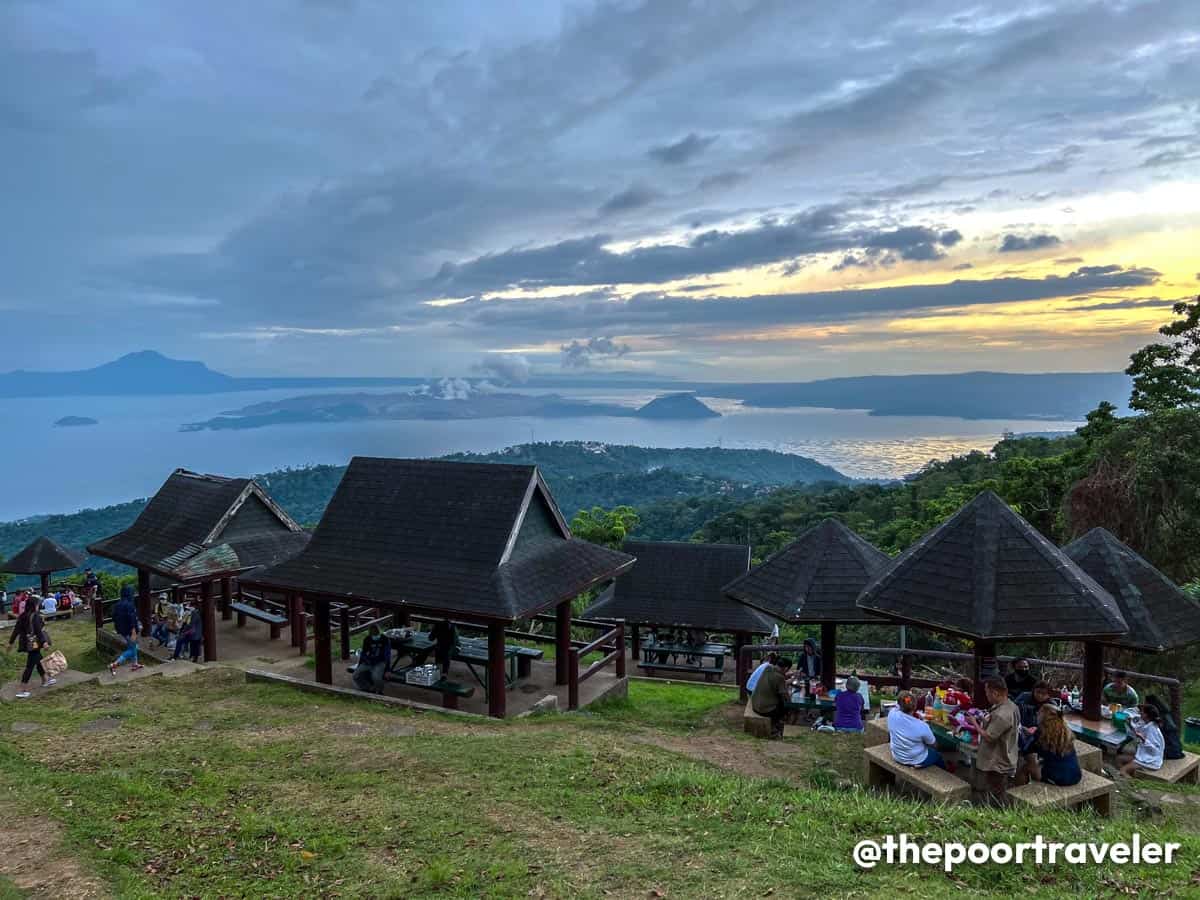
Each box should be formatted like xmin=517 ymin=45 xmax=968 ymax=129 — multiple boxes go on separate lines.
xmin=1 ymin=669 xmax=1200 ymax=897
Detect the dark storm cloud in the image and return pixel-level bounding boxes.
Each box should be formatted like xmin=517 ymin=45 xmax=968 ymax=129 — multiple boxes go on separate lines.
xmin=999 ymin=233 xmax=1063 ymax=253
xmin=433 ymin=209 xmax=963 ymax=293
xmin=648 ymin=133 xmax=717 ymax=165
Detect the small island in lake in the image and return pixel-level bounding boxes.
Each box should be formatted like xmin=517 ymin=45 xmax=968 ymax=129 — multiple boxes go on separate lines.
xmin=54 ymin=416 xmax=99 ymax=427
xmin=180 ymin=386 xmax=722 ymax=431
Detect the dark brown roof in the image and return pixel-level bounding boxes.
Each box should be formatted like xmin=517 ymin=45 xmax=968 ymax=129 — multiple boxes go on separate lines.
xmin=1063 ymin=527 xmax=1200 ymax=652
xmin=857 ymin=491 xmax=1128 ymax=641
xmin=88 ymin=468 xmax=303 ymax=578
xmin=583 ymin=540 xmax=772 ymax=633
xmin=2 ymin=536 xmax=85 ymax=575
xmin=723 ymin=518 xmax=890 ymax=623
xmin=244 ymin=457 xmax=635 ymax=621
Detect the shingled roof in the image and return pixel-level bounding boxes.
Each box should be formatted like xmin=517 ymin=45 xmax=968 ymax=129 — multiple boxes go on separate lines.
xmin=88 ymin=469 xmax=304 ymax=579
xmin=2 ymin=536 xmax=85 ymax=574
xmin=857 ymin=491 xmax=1128 ymax=641
xmin=244 ymin=457 xmax=635 ymax=621
xmin=1062 ymin=527 xmax=1200 ymax=652
xmin=723 ymin=519 xmax=890 ymax=623
xmin=583 ymin=540 xmax=772 ymax=633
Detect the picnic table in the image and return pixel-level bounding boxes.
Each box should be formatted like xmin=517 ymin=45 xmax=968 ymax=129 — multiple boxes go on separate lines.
xmin=1064 ymin=710 xmax=1132 ymax=753
xmin=385 ymin=630 xmax=542 ymax=695
xmin=639 ymin=640 xmax=728 ymax=680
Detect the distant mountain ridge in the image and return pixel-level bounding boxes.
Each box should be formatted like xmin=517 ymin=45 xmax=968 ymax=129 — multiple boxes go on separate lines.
xmin=0 ymin=350 xmax=1131 ymax=420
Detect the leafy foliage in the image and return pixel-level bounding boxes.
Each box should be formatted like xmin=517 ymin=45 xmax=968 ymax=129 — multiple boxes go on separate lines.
xmin=1127 ymin=296 xmax=1200 ymax=413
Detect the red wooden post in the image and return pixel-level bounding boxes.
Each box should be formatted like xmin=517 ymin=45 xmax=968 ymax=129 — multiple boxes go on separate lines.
xmin=298 ymin=598 xmax=309 ymax=656
xmin=137 ymin=569 xmax=152 ymax=639
xmin=1169 ymin=681 xmax=1184 ymax=734
xmin=900 ymin=653 xmax=912 ymax=691
xmin=568 ymin=648 xmax=580 ymax=710
xmin=339 ymin=606 xmax=351 ymax=661
xmin=288 ymin=593 xmax=299 ymax=647
xmin=630 ymin=623 xmax=640 ymax=660
xmin=555 ymin=599 xmax=572 ymax=686
xmin=821 ymin=623 xmax=837 ymax=690
xmin=314 ymin=597 xmax=332 ymax=685
xmin=973 ymin=639 xmax=997 ymax=708
xmin=615 ymin=622 xmax=626 ymax=679
xmin=40 ymin=572 xmax=50 ymax=598
xmin=220 ymin=577 xmax=233 ymax=621
xmin=1082 ymin=641 xmax=1104 ymax=721
xmin=739 ymin=644 xmax=751 ymax=702
xmin=487 ymin=621 xmax=506 ymax=719
xmin=200 ymin=580 xmax=217 ymax=662
xmin=733 ymin=631 xmax=748 ymax=692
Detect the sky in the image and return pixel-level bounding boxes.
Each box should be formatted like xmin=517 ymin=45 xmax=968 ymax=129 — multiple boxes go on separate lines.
xmin=3 ymin=0 xmax=1199 ymax=382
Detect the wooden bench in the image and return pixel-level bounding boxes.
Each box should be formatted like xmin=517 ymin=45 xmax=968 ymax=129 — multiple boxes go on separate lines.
xmin=230 ymin=601 xmax=287 ymax=640
xmin=383 ymin=669 xmax=474 ymax=710
xmin=1133 ymin=752 xmax=1200 ymax=784
xmin=863 ymin=744 xmax=971 ymax=803
xmin=1009 ymin=769 xmax=1113 ymax=816
xmin=640 ymin=660 xmax=725 ymax=682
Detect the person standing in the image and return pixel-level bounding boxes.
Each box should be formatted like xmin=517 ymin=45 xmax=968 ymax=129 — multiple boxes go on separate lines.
xmin=967 ymin=676 xmax=1020 ymax=805
xmin=172 ymin=602 xmax=202 ymax=662
xmin=428 ymin=619 xmax=458 ymax=676
xmin=751 ymin=657 xmax=793 ymax=739
xmin=7 ymin=600 xmax=54 ymax=698
xmin=109 ymin=585 xmax=144 ymax=675
xmin=1005 ymin=658 xmax=1037 ymax=698
xmin=353 ymin=624 xmax=392 ymax=694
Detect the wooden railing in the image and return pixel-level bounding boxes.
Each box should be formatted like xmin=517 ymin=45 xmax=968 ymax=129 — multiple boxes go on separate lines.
xmin=568 ymin=622 xmax=625 ymax=710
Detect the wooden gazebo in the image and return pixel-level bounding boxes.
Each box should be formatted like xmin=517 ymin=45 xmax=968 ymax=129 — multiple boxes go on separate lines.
xmin=856 ymin=491 xmax=1128 ymax=706
xmin=723 ymin=518 xmax=890 ymax=692
xmin=88 ymin=469 xmax=309 ymax=661
xmin=583 ymin=540 xmax=771 ymax=678
xmin=2 ymin=536 xmax=85 ymax=598
xmin=1063 ymin=527 xmax=1200 ymax=719
xmin=243 ymin=457 xmax=635 ymax=718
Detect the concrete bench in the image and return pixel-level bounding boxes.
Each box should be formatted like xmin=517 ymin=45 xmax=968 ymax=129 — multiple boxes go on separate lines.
xmin=863 ymin=743 xmax=971 ymax=803
xmin=865 ymin=716 xmax=889 ymax=748
xmin=640 ymin=661 xmax=725 ymax=682
xmin=1133 ymin=752 xmax=1200 ymax=784
xmin=1074 ymin=741 xmax=1102 ymax=774
xmin=1009 ymin=769 xmax=1113 ymax=817
xmin=743 ymin=699 xmax=772 ymax=738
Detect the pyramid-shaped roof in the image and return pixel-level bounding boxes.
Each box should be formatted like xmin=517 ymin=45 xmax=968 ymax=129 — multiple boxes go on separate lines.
xmin=583 ymin=540 xmax=772 ymax=633
xmin=1063 ymin=527 xmax=1200 ymax=652
xmin=2 ymin=536 xmax=85 ymax=575
xmin=88 ymin=468 xmax=303 ymax=578
xmin=857 ymin=491 xmax=1128 ymax=641
xmin=723 ymin=518 xmax=890 ymax=623
xmin=247 ymin=457 xmax=635 ymax=621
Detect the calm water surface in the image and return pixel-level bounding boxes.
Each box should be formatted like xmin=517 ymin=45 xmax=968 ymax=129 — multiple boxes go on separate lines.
xmin=0 ymin=388 xmax=1077 ymax=521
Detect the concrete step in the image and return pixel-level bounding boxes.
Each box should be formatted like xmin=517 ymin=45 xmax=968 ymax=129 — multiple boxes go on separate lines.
xmin=1 ymin=669 xmax=97 ymax=702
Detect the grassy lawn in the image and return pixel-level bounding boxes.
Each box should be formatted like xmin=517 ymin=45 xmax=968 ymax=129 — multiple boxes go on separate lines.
xmin=1 ymin=672 xmax=1200 ymax=897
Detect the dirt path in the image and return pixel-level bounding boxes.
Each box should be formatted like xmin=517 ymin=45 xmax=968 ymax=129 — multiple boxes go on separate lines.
xmin=0 ymin=810 xmax=108 ymax=899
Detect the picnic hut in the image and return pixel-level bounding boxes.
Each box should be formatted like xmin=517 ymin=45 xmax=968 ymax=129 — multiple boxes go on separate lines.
xmin=856 ymin=491 xmax=1128 ymax=706
xmin=1063 ymin=527 xmax=1200 ymax=719
xmin=242 ymin=457 xmax=635 ymax=718
xmin=723 ymin=518 xmax=890 ymax=690
xmin=2 ymin=536 xmax=85 ymax=598
xmin=88 ymin=469 xmax=309 ymax=660
xmin=583 ymin=540 xmax=770 ymax=681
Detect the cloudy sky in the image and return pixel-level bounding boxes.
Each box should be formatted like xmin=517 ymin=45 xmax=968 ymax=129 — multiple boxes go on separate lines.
xmin=3 ymin=0 xmax=1199 ymax=381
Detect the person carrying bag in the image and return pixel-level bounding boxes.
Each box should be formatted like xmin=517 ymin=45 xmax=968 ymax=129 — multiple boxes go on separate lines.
xmin=6 ymin=602 xmax=54 ymax=698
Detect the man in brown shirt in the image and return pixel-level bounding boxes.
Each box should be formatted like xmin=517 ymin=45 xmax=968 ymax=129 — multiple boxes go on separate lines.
xmin=751 ymin=657 xmax=794 ymax=739
xmin=967 ymin=675 xmax=1020 ymax=804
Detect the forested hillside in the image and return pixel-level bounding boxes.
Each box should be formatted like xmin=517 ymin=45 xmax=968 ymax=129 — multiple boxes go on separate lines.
xmin=0 ymin=443 xmax=846 ymax=578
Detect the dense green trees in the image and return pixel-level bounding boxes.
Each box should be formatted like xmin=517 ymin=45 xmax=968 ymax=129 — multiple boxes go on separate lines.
xmin=1127 ymin=297 xmax=1200 ymax=413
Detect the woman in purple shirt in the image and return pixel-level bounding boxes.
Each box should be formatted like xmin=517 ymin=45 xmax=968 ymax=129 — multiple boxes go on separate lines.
xmin=833 ymin=675 xmax=866 ymax=733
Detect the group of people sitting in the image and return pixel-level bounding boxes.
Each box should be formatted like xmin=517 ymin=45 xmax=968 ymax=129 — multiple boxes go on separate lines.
xmin=886 ymin=662 xmax=1183 ymax=804
xmin=746 ymin=651 xmax=868 ymax=739
xmin=106 ymin=586 xmax=206 ymax=675
xmin=3 ymin=588 xmax=82 ymax=618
